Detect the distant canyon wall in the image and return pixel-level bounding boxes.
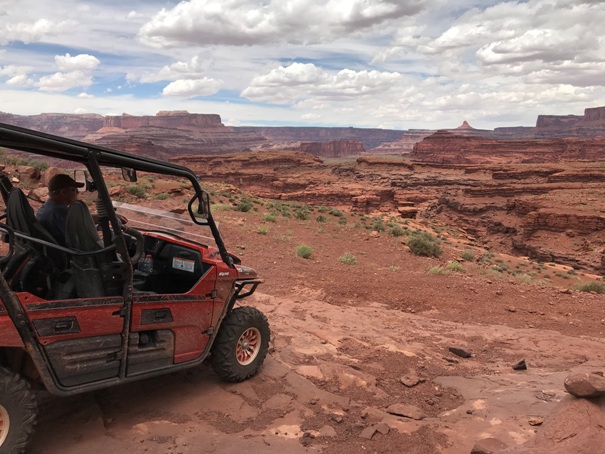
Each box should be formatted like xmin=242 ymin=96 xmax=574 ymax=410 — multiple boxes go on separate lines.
xmin=0 ymin=112 xmax=104 ymax=140
xmin=104 ymin=111 xmax=224 ymax=130
xmin=411 ymin=131 xmax=605 ymax=164
xmin=3 ymin=105 xmax=605 ymax=161
xmin=235 ymin=126 xmax=405 ymax=150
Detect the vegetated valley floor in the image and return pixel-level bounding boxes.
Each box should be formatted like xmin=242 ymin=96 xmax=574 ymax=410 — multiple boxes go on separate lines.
xmin=30 ymin=185 xmax=605 ymax=454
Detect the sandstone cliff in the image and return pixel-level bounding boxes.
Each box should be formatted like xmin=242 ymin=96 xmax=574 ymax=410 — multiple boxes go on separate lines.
xmin=299 ymin=140 xmax=365 ymax=158
xmin=104 ymin=111 xmax=223 ymax=130
xmin=235 ymin=126 xmax=404 ymax=149
xmin=0 ymin=112 xmax=103 ymax=140
xmin=411 ymin=131 xmax=605 ymax=164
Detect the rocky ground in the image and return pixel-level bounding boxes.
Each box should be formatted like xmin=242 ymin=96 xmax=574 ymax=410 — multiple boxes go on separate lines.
xmin=27 ymin=188 xmax=605 ymax=454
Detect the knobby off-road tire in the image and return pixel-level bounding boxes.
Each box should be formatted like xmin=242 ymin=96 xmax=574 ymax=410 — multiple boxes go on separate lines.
xmin=0 ymin=368 xmax=37 ymax=454
xmin=211 ymin=306 xmax=270 ymax=383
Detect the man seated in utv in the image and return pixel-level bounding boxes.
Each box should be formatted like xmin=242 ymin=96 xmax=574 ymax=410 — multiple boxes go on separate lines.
xmin=37 ymin=174 xmax=127 ymax=246
xmin=36 ymin=174 xmax=83 ymax=246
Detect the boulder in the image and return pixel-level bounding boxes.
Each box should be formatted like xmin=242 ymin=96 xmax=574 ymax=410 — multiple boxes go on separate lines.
xmin=564 ymin=372 xmax=605 ymax=398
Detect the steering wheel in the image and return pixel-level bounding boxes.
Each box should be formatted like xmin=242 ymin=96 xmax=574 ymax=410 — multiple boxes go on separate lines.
xmin=122 ymin=226 xmax=145 ymax=265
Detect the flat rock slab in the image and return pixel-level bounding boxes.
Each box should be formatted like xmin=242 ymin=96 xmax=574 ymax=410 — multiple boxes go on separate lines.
xmin=386 ymin=403 xmax=426 ymax=420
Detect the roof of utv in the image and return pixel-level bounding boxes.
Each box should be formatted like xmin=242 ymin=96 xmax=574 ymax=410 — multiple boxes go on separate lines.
xmin=0 ymin=122 xmax=199 ymax=180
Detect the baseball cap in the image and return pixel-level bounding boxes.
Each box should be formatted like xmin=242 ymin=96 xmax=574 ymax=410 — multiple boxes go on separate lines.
xmin=48 ymin=174 xmax=85 ymax=193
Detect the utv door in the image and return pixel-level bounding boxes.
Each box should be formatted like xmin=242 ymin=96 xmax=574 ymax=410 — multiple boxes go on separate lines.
xmin=128 ymin=238 xmax=217 ymax=376
xmin=19 ymin=293 xmax=125 ymax=387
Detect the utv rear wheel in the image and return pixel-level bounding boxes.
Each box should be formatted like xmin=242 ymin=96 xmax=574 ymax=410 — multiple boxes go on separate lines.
xmin=0 ymin=368 xmax=37 ymax=454
xmin=211 ymin=306 xmax=270 ymax=382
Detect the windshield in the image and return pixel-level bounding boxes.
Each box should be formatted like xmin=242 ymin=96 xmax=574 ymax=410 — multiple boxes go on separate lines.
xmin=112 ymin=201 xmax=217 ymax=247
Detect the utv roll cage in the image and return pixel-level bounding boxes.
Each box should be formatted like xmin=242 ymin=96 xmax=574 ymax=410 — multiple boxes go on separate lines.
xmin=0 ymin=122 xmax=233 ymax=267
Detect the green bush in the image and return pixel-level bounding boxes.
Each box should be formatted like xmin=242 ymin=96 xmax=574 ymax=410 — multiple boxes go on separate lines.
xmin=576 ymin=281 xmax=605 ymax=294
xmin=446 ymin=261 xmax=464 ymax=272
xmin=338 ymin=253 xmax=357 ymax=265
xmin=390 ymin=225 xmax=405 ymax=237
xmin=264 ymin=213 xmax=277 ymax=222
xmin=256 ymin=225 xmax=270 ymax=235
xmin=293 ymin=208 xmax=310 ymax=220
xmin=151 ymin=193 xmax=170 ymax=200
xmin=211 ymin=203 xmax=232 ymax=212
xmin=296 ymin=244 xmax=313 ymax=259
xmin=428 ymin=265 xmax=447 ymax=275
xmin=235 ymin=199 xmax=253 ymax=212
xmin=338 ymin=217 xmax=347 ymax=225
xmin=407 ymin=232 xmax=442 ymax=258
xmin=126 ymin=185 xmax=146 ymax=198
xmin=315 ymin=215 xmax=328 ymax=223
xmin=461 ymin=250 xmax=475 ymax=261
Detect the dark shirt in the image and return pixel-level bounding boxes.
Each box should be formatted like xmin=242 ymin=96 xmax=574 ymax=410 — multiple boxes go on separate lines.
xmin=36 ymin=199 xmax=68 ymax=245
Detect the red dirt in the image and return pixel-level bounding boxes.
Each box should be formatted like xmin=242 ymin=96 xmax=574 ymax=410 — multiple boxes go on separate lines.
xmin=27 ymin=187 xmax=605 ymax=454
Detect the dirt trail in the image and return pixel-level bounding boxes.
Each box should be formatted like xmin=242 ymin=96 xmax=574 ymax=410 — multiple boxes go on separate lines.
xmin=30 ymin=289 xmax=605 ymax=453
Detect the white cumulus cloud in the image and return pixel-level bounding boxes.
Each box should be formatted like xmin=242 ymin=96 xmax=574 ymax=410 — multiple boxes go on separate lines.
xmin=55 ymin=53 xmax=100 ymax=71
xmin=241 ymin=63 xmax=403 ymax=104
xmin=162 ymin=78 xmax=223 ymax=97
xmin=138 ymin=0 xmax=427 ymax=47
xmin=37 ymin=71 xmax=93 ymax=92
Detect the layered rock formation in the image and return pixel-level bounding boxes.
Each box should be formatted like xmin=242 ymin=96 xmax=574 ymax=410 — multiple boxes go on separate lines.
xmin=104 ymin=111 xmax=223 ymax=130
xmin=299 ymin=140 xmax=365 ymax=158
xmin=0 ymin=112 xmax=103 ymax=140
xmin=235 ymin=126 xmax=405 ymax=150
xmin=84 ymin=111 xmax=268 ymax=158
xmin=170 ymin=151 xmax=605 ymax=272
xmin=411 ymin=131 xmax=605 ymax=164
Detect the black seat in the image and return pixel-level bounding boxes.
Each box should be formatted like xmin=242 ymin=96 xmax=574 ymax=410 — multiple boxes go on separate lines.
xmin=65 ymin=200 xmax=125 ymax=298
xmin=4 ymin=188 xmax=70 ymax=297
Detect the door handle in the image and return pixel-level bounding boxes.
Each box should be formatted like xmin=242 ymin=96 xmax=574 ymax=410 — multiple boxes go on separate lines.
xmin=154 ymin=309 xmax=169 ymax=321
xmin=55 ymin=320 xmax=74 ymax=332
xmin=140 ymin=308 xmax=173 ymax=325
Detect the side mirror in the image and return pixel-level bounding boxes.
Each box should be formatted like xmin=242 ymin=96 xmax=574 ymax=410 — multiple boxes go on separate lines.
xmin=73 ymin=169 xmax=93 ymax=192
xmin=188 ymin=191 xmax=211 ymax=224
xmin=122 ymin=167 xmax=137 ymax=182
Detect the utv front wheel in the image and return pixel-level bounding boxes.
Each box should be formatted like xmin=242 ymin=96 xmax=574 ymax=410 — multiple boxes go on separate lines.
xmin=0 ymin=368 xmax=37 ymax=454
xmin=211 ymin=306 xmax=270 ymax=382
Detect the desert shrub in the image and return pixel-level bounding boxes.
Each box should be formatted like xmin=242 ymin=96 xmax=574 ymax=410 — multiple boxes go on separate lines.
xmin=293 ymin=208 xmax=310 ymax=220
xmin=461 ymin=250 xmax=475 ymax=261
xmin=211 ymin=203 xmax=232 ymax=212
xmin=567 ymin=269 xmax=577 ymax=275
xmin=295 ymin=244 xmax=313 ymax=259
xmin=151 ymin=193 xmax=170 ymax=200
xmin=576 ymin=281 xmax=605 ymax=294
xmin=317 ymin=206 xmax=329 ymax=213
xmin=235 ymin=198 xmax=253 ymax=212
xmin=338 ymin=253 xmax=357 ymax=265
xmin=407 ymin=231 xmax=442 ymax=258
xmin=264 ymin=213 xmax=277 ymax=222
xmin=329 ymin=208 xmax=344 ymax=217
xmin=256 ymin=225 xmax=270 ymax=235
xmin=126 ymin=185 xmax=146 ymax=198
xmin=515 ymin=273 xmax=533 ymax=284
xmin=368 ymin=217 xmax=386 ymax=232
xmin=446 ymin=261 xmax=464 ymax=272
xmin=338 ymin=217 xmax=347 ymax=225
xmin=390 ymin=225 xmax=405 ymax=237
xmin=428 ymin=265 xmax=447 ymax=275
xmin=316 ymin=215 xmax=328 ymax=223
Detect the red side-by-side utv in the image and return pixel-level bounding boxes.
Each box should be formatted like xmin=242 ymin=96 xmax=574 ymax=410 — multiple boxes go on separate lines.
xmin=0 ymin=123 xmax=270 ymax=453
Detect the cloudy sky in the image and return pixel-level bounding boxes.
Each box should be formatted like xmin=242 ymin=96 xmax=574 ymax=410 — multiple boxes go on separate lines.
xmin=1 ymin=0 xmax=604 ymax=130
